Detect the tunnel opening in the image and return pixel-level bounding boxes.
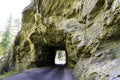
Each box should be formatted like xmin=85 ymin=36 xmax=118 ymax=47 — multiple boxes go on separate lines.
xmin=45 ymin=45 xmax=67 ymax=67
xmin=34 ymin=44 xmax=67 ymax=68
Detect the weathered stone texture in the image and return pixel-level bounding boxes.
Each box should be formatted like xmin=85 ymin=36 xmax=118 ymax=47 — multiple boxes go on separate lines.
xmin=8 ymin=0 xmax=120 ymax=80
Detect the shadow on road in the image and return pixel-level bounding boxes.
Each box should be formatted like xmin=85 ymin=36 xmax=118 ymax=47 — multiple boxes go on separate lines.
xmin=2 ymin=66 xmax=77 ymax=80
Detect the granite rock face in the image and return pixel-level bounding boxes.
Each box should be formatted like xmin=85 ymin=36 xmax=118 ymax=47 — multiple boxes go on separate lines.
xmin=9 ymin=0 xmax=120 ymax=80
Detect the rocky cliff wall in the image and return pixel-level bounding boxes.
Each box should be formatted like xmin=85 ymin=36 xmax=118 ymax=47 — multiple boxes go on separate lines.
xmin=9 ymin=0 xmax=120 ymax=80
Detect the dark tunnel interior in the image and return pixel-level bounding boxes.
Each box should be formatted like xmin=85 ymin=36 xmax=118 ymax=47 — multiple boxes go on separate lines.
xmin=34 ymin=44 xmax=67 ymax=68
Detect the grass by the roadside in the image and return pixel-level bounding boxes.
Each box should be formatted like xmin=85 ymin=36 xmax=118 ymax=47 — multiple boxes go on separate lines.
xmin=0 ymin=71 xmax=19 ymax=79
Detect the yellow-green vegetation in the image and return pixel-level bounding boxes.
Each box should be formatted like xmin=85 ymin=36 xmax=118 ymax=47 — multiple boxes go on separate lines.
xmin=0 ymin=45 xmax=3 ymax=55
xmin=0 ymin=71 xmax=19 ymax=79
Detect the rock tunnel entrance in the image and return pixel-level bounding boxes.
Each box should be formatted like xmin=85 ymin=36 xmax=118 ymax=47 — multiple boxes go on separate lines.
xmin=29 ymin=30 xmax=68 ymax=68
xmin=34 ymin=44 xmax=67 ymax=68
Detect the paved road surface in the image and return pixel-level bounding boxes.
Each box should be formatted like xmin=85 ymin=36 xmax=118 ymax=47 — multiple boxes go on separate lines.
xmin=2 ymin=66 xmax=77 ymax=80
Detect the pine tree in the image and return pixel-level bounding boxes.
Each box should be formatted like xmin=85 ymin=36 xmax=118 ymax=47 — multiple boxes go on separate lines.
xmin=0 ymin=15 xmax=21 ymax=54
xmin=1 ymin=15 xmax=13 ymax=52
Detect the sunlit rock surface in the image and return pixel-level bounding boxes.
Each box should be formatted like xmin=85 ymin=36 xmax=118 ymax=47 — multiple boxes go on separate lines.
xmin=6 ymin=0 xmax=120 ymax=80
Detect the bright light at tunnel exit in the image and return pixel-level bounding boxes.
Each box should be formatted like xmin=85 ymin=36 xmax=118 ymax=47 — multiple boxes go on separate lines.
xmin=55 ymin=50 xmax=66 ymax=66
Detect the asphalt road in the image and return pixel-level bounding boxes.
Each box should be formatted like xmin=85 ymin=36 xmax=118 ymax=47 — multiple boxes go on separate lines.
xmin=2 ymin=66 xmax=77 ymax=80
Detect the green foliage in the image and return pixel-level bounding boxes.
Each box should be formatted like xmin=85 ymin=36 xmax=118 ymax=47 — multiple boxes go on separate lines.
xmin=0 ymin=15 xmax=16 ymax=53
xmin=0 ymin=45 xmax=3 ymax=55
xmin=0 ymin=71 xmax=18 ymax=79
xmin=0 ymin=15 xmax=21 ymax=74
xmin=2 ymin=16 xmax=12 ymax=49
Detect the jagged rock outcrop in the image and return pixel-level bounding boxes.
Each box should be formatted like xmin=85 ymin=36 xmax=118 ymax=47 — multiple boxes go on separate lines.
xmin=9 ymin=0 xmax=120 ymax=80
